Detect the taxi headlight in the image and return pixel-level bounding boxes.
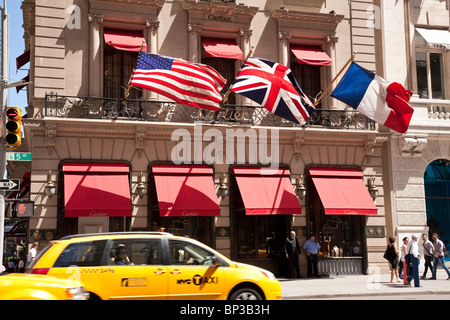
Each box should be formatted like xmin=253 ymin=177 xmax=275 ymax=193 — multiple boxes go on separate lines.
xmin=65 ymin=287 xmax=89 ymax=300
xmin=259 ymin=269 xmax=276 ymax=280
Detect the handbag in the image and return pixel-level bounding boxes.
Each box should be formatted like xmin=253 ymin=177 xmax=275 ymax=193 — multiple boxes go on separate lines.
xmin=383 ymin=245 xmax=389 ymax=260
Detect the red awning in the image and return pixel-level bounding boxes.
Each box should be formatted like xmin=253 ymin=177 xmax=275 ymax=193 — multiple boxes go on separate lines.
xmin=308 ymin=168 xmax=377 ymax=215
xmin=104 ymin=28 xmax=147 ymax=52
xmin=233 ymin=167 xmax=301 ymax=215
xmin=152 ymin=165 xmax=220 ymax=217
xmin=201 ymin=37 xmax=244 ymax=60
xmin=63 ymin=163 xmax=132 ymax=217
xmin=16 ymin=50 xmax=30 ymax=70
xmin=290 ymin=44 xmax=332 ymax=66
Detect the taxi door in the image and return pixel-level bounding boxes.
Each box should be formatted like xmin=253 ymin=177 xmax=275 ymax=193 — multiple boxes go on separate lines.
xmin=103 ymin=238 xmax=168 ymax=300
xmin=167 ymin=239 xmax=225 ymax=300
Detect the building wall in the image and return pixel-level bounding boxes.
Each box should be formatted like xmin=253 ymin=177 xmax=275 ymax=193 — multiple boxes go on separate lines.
xmin=21 ymin=0 xmax=390 ymax=273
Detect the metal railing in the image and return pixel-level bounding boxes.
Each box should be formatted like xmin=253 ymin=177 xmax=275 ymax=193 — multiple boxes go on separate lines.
xmin=44 ymin=93 xmax=376 ymax=130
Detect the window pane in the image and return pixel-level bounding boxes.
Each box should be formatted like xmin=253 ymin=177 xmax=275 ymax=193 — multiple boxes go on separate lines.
xmin=169 ymin=240 xmax=216 ymax=266
xmin=415 ymin=51 xmax=428 ymax=98
xmin=53 ymin=241 xmax=107 ymax=267
xmin=430 ymin=53 xmax=444 ymax=99
xmin=103 ymin=45 xmax=141 ymax=99
xmin=107 ymin=239 xmax=163 ymax=266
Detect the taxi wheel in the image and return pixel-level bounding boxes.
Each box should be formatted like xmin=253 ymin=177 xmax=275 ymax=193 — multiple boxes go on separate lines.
xmin=229 ymin=288 xmax=263 ymax=300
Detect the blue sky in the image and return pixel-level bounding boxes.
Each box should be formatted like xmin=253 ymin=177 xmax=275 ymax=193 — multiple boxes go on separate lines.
xmin=5 ymin=0 xmax=28 ymax=113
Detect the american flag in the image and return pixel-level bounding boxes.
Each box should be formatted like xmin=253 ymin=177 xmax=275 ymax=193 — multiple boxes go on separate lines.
xmin=130 ymin=52 xmax=226 ymax=111
xmin=229 ymin=57 xmax=315 ymax=124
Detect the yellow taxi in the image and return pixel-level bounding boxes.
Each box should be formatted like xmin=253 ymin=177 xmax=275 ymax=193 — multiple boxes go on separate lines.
xmin=0 ymin=273 xmax=88 ymax=300
xmin=27 ymin=232 xmax=282 ymax=300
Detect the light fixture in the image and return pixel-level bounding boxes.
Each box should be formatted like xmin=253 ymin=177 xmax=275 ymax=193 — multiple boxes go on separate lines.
xmin=137 ymin=172 xmax=147 ymax=198
xmin=295 ymin=174 xmax=307 ymax=199
xmin=367 ymin=176 xmax=379 ymax=201
xmin=218 ymin=173 xmax=228 ymax=198
xmin=44 ymin=170 xmax=56 ymax=198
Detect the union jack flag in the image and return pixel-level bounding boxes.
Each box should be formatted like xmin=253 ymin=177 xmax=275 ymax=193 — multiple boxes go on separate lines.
xmin=229 ymin=57 xmax=315 ymax=124
xmin=130 ymin=52 xmax=226 ymax=111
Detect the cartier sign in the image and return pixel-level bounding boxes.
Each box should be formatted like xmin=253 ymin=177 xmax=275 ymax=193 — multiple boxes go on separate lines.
xmin=207 ymin=15 xmax=232 ymax=22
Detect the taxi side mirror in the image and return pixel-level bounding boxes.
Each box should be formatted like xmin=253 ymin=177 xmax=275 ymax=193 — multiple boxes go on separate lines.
xmin=212 ymin=256 xmax=220 ymax=267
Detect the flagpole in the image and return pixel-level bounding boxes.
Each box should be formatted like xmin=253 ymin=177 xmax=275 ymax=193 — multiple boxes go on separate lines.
xmin=313 ymin=51 xmax=358 ymax=107
xmin=221 ymin=45 xmax=255 ymax=105
xmin=124 ymin=40 xmax=146 ymax=100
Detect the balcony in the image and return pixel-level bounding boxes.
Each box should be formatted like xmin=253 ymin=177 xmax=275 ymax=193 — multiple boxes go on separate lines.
xmin=44 ymin=93 xmax=376 ymax=131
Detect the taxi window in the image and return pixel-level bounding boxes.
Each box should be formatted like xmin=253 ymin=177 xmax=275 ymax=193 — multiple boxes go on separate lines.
xmin=107 ymin=239 xmax=162 ymax=266
xmin=169 ymin=240 xmax=216 ymax=266
xmin=53 ymin=240 xmax=106 ymax=268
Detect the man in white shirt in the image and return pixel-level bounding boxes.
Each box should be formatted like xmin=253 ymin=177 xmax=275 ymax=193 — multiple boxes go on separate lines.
xmin=27 ymin=242 xmax=39 ymax=266
xmin=406 ymin=234 xmax=420 ymax=287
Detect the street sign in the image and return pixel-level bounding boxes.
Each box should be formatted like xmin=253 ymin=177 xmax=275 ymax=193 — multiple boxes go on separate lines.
xmin=6 ymin=152 xmax=32 ymax=161
xmin=0 ymin=179 xmax=20 ymax=191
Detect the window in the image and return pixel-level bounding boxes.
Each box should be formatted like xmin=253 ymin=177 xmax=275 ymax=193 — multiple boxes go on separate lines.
xmin=201 ymin=57 xmax=236 ymax=104
xmin=290 ymin=55 xmax=322 ymax=108
xmin=103 ymin=44 xmax=142 ymax=99
xmin=53 ymin=241 xmax=107 ymax=268
xmin=168 ymin=239 xmax=217 ymax=266
xmin=416 ymin=51 xmax=445 ymax=99
xmin=107 ymin=239 xmax=163 ymax=266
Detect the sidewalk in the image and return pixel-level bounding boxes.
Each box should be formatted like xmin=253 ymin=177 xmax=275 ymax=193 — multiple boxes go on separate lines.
xmin=280 ymin=268 xmax=450 ymax=299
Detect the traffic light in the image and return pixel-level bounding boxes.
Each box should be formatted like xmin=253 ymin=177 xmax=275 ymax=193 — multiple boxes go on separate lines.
xmin=5 ymin=106 xmax=22 ymax=149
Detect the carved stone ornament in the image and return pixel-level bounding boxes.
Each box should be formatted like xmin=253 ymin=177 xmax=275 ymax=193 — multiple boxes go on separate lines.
xmin=399 ymin=136 xmax=428 ymax=157
xmin=136 ymin=127 xmax=147 ymax=157
xmin=45 ymin=125 xmax=57 ymax=154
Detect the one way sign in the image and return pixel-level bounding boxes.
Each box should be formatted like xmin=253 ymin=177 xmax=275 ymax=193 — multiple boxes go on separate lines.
xmin=0 ymin=179 xmax=20 ymax=191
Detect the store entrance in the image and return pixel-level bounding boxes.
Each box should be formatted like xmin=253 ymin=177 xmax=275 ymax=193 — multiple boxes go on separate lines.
xmin=424 ymin=159 xmax=450 ymax=261
xmin=232 ymin=210 xmax=290 ymax=277
xmin=307 ymin=176 xmax=367 ymax=275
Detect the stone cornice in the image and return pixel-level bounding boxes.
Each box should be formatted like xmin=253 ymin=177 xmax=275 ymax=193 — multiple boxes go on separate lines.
xmin=272 ymin=9 xmax=344 ymax=25
xmin=91 ymin=0 xmax=165 ymax=8
xmin=183 ymin=0 xmax=258 ymax=17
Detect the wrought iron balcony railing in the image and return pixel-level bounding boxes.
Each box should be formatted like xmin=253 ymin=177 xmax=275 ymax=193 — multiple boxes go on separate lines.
xmin=44 ymin=93 xmax=376 ymax=131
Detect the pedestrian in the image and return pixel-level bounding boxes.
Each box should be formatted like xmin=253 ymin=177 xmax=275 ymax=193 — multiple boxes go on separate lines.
xmin=284 ymin=231 xmax=301 ymax=279
xmin=406 ymin=234 xmax=420 ymax=287
xmin=430 ymin=233 xmax=450 ymax=280
xmin=399 ymin=237 xmax=409 ymax=282
xmin=303 ymin=234 xmax=320 ymax=278
xmin=27 ymin=242 xmax=39 ymax=266
xmin=7 ymin=259 xmax=16 ymax=273
xmin=18 ymin=259 xmax=25 ymax=273
xmin=421 ymin=233 xmax=434 ymax=280
xmin=385 ymin=236 xmax=400 ymax=283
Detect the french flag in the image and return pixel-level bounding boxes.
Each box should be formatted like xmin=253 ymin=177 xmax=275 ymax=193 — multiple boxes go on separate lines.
xmin=331 ymin=63 xmax=414 ymax=134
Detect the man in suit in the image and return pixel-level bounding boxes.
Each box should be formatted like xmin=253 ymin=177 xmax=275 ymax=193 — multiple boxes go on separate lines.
xmin=285 ymin=231 xmax=301 ymax=279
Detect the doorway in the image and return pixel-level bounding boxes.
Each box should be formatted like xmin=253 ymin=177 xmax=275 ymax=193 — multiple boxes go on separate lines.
xmin=424 ymin=159 xmax=450 ymax=261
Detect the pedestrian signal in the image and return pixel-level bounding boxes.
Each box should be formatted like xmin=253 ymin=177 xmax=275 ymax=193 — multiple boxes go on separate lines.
xmin=5 ymin=106 xmax=22 ymax=149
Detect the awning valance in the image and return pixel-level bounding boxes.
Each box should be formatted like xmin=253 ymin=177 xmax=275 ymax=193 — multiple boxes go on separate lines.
xmin=233 ymin=167 xmax=301 ymax=215
xmin=63 ymin=163 xmax=132 ymax=217
xmin=152 ymin=165 xmax=220 ymax=217
xmin=415 ymin=28 xmax=450 ymax=50
xmin=201 ymin=37 xmax=244 ymax=60
xmin=104 ymin=28 xmax=147 ymax=52
xmin=290 ymin=44 xmax=332 ymax=66
xmin=308 ymin=168 xmax=377 ymax=215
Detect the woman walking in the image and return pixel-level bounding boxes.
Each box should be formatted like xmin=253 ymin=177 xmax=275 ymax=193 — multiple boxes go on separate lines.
xmin=386 ymin=236 xmax=400 ymax=283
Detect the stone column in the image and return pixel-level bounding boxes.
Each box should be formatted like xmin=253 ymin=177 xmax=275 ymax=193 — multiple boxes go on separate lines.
xmin=325 ymin=36 xmax=338 ymax=109
xmin=144 ymin=19 xmax=160 ymax=101
xmin=277 ymin=31 xmax=291 ymax=67
xmin=188 ymin=23 xmax=201 ymax=63
xmin=88 ymin=14 xmax=103 ymax=97
xmin=240 ymin=27 xmax=253 ymax=106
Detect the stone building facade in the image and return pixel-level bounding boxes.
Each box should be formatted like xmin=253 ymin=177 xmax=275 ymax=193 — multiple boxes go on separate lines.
xmin=8 ymin=0 xmax=449 ymax=276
